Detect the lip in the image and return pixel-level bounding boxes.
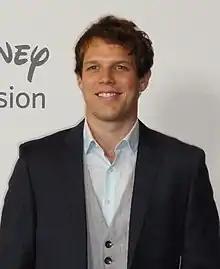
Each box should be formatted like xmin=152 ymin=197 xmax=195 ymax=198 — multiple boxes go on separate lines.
xmin=95 ymin=86 xmax=122 ymax=95
xmin=95 ymin=92 xmax=122 ymax=96
xmin=95 ymin=92 xmax=123 ymax=101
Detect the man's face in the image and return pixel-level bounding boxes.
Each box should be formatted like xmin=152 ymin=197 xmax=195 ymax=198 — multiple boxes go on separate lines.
xmin=77 ymin=38 xmax=150 ymax=122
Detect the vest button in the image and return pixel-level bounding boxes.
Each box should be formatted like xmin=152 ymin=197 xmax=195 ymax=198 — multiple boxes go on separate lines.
xmin=105 ymin=240 xmax=113 ymax=248
xmin=104 ymin=257 xmax=112 ymax=264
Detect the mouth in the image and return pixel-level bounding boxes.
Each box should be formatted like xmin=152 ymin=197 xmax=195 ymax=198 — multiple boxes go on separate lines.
xmin=95 ymin=92 xmax=122 ymax=98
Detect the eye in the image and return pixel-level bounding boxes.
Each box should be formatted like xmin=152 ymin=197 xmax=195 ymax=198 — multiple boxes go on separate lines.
xmin=115 ymin=65 xmax=128 ymax=71
xmin=86 ymin=65 xmax=100 ymax=71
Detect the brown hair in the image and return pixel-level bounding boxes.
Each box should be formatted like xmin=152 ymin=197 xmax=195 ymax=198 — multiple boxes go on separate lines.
xmin=74 ymin=15 xmax=154 ymax=78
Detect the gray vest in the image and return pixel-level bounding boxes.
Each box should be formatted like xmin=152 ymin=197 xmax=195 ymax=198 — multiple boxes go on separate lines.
xmin=83 ymin=162 xmax=135 ymax=269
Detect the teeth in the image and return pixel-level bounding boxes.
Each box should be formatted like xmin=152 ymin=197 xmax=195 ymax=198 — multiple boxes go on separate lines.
xmin=98 ymin=92 xmax=117 ymax=97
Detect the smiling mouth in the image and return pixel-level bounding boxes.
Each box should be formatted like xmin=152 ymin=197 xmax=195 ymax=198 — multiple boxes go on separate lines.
xmin=95 ymin=92 xmax=122 ymax=97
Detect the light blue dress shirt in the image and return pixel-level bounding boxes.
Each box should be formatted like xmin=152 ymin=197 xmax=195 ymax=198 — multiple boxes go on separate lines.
xmin=83 ymin=120 xmax=139 ymax=226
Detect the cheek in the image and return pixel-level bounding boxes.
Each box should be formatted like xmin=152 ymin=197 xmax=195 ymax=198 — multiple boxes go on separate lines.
xmin=81 ymin=75 xmax=98 ymax=89
xmin=116 ymin=73 xmax=138 ymax=85
xmin=118 ymin=77 xmax=139 ymax=92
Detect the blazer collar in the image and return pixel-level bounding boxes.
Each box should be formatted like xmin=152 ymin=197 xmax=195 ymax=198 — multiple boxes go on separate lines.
xmin=64 ymin=118 xmax=157 ymax=151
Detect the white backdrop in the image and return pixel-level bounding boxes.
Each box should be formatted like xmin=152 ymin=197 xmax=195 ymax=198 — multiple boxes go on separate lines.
xmin=0 ymin=0 xmax=219 ymax=216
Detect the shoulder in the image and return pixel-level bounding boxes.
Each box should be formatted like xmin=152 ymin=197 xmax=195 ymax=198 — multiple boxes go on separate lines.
xmin=139 ymin=121 xmax=205 ymax=163
xmin=18 ymin=120 xmax=83 ymax=158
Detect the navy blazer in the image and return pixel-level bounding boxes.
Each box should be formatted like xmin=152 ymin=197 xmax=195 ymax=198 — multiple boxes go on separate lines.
xmin=0 ymin=119 xmax=219 ymax=269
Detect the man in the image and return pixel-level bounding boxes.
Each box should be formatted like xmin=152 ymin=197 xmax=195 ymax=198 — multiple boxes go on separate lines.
xmin=0 ymin=15 xmax=219 ymax=269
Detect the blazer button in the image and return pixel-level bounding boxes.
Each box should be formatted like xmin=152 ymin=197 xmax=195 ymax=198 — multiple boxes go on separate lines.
xmin=104 ymin=257 xmax=112 ymax=264
xmin=105 ymin=240 xmax=113 ymax=248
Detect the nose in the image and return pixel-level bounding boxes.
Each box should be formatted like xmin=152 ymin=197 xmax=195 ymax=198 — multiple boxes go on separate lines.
xmin=99 ymin=68 xmax=114 ymax=84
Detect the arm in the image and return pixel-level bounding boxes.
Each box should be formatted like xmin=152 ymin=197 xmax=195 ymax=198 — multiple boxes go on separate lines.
xmin=0 ymin=147 xmax=36 ymax=269
xmin=181 ymin=150 xmax=220 ymax=268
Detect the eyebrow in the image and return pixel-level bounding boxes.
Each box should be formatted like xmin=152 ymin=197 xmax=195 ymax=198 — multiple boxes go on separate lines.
xmin=83 ymin=60 xmax=133 ymax=65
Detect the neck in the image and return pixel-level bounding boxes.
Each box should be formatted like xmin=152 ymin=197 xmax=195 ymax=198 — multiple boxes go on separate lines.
xmin=86 ymin=116 xmax=137 ymax=157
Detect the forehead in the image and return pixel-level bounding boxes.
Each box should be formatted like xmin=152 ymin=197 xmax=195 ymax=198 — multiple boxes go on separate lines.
xmin=83 ymin=38 xmax=133 ymax=61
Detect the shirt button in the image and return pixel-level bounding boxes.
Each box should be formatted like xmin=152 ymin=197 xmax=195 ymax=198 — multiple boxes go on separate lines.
xmin=108 ymin=166 xmax=115 ymax=172
xmin=105 ymin=199 xmax=111 ymax=205
xmin=104 ymin=257 xmax=112 ymax=264
xmin=105 ymin=240 xmax=113 ymax=248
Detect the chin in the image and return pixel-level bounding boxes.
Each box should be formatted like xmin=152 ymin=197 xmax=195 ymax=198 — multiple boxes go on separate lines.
xmin=93 ymin=112 xmax=121 ymax=122
xmin=96 ymin=116 xmax=119 ymax=122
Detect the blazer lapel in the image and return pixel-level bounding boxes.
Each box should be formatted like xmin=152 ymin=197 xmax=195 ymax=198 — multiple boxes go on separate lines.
xmin=128 ymin=121 xmax=162 ymax=268
xmin=59 ymin=120 xmax=87 ymax=269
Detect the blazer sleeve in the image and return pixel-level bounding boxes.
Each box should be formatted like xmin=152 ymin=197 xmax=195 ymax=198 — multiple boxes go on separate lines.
xmin=181 ymin=150 xmax=220 ymax=268
xmin=0 ymin=146 xmax=36 ymax=269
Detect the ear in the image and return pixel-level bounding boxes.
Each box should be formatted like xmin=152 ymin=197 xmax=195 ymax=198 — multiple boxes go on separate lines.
xmin=77 ymin=75 xmax=83 ymax=90
xmin=139 ymin=70 xmax=151 ymax=93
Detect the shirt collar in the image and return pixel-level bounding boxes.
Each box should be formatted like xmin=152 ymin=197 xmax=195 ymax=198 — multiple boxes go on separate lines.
xmin=83 ymin=120 xmax=96 ymax=154
xmin=83 ymin=119 xmax=139 ymax=154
